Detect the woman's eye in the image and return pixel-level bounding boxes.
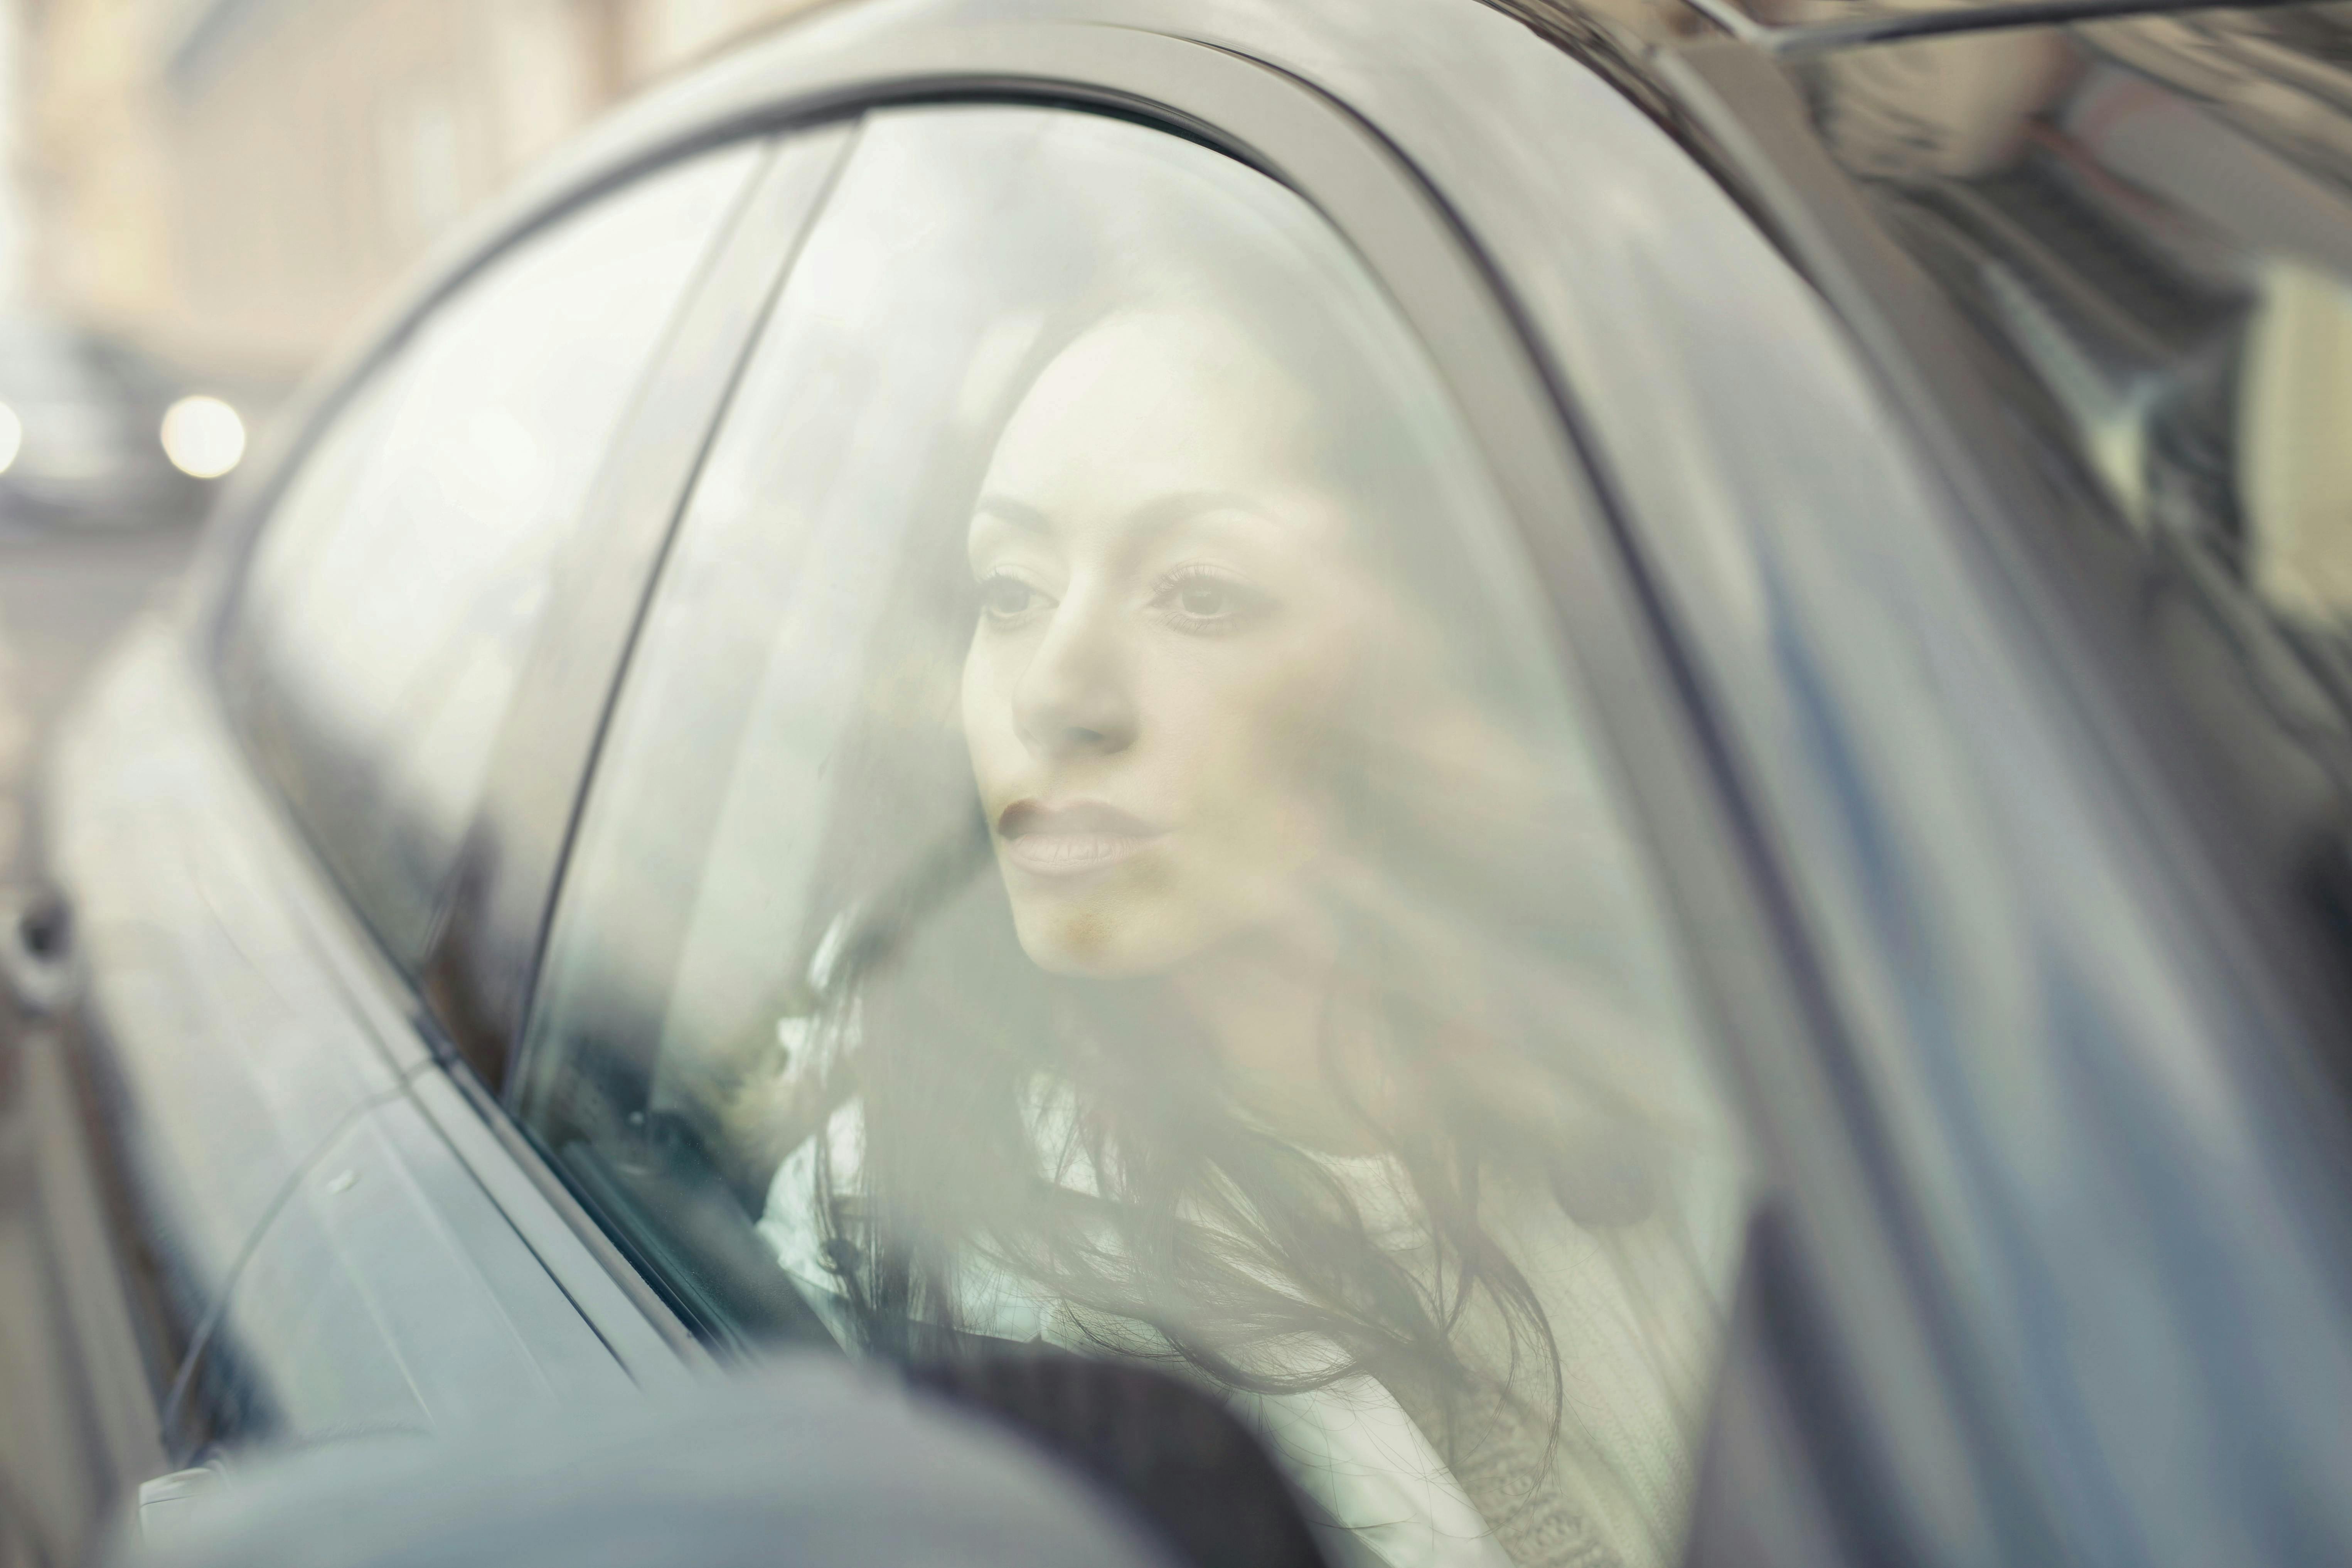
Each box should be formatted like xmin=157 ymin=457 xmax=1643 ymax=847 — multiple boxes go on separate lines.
xmin=1176 ymin=580 xmax=1235 ymax=617
xmin=978 ymin=574 xmax=1043 ymax=620
xmin=1153 ymin=568 xmax=1268 ymax=632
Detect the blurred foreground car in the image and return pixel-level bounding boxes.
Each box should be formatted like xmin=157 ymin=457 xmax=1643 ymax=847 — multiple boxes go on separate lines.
xmin=110 ymin=1354 xmax=1319 ymax=1568
xmin=12 ymin=0 xmax=2352 ymax=1565
xmin=0 ymin=321 xmax=242 ymax=530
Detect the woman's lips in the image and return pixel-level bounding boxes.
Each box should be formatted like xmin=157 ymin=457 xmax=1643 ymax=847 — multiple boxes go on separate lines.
xmin=996 ymin=799 xmax=1163 ymax=877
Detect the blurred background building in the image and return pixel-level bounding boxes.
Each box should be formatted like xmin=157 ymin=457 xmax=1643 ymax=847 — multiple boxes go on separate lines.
xmin=19 ymin=0 xmax=833 ymax=397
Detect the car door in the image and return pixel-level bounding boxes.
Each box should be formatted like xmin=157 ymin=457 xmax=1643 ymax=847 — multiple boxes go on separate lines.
xmin=30 ymin=126 xmax=850 ymax=1493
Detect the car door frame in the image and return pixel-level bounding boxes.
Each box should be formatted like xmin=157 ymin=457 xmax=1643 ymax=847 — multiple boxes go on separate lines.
xmin=403 ymin=11 xmax=1945 ymax=1564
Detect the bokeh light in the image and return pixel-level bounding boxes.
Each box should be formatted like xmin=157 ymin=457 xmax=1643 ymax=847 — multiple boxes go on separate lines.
xmin=160 ymin=395 xmax=246 ymax=479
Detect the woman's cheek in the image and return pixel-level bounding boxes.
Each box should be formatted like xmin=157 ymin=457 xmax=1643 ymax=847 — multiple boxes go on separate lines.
xmin=960 ymin=639 xmax=1018 ymax=797
xmin=1238 ymin=631 xmax=1357 ymax=759
xmin=1176 ymin=668 xmax=1337 ymax=852
xmin=1248 ymin=624 xmax=1372 ymax=845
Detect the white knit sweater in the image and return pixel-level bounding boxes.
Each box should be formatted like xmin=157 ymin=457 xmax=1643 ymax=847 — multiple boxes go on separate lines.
xmin=755 ymin=1090 xmax=1741 ymax=1568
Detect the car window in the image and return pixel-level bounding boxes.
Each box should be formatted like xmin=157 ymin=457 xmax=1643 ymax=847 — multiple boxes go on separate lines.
xmin=221 ymin=143 xmax=762 ymax=967
xmin=521 ymin=106 xmax=1749 ymax=1568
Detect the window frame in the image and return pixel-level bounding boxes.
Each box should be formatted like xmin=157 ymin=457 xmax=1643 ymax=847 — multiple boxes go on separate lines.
xmin=189 ymin=13 xmax=1864 ymax=1496
xmin=469 ymin=20 xmax=1830 ymax=1397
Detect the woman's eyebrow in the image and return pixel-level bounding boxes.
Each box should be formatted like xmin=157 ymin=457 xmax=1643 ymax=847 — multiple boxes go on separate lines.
xmin=971 ymin=489 xmax=1276 ymax=548
xmin=1120 ymin=490 xmax=1278 ymax=544
xmin=972 ymin=495 xmax=1052 ymax=534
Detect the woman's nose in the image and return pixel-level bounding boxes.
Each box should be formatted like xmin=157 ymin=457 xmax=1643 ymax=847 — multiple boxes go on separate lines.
xmin=1013 ymin=593 xmax=1137 ymax=757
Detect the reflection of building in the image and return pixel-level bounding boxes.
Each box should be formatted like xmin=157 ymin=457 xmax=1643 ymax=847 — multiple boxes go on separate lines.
xmin=21 ymin=0 xmax=829 ymax=386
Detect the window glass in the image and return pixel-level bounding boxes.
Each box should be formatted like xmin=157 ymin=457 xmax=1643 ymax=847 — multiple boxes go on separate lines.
xmin=222 ymin=144 xmax=761 ymax=965
xmin=524 ymin=108 xmax=1746 ymax=1568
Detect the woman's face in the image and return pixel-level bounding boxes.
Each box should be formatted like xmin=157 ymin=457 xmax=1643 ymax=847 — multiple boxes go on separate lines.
xmin=962 ymin=309 xmax=1382 ymax=977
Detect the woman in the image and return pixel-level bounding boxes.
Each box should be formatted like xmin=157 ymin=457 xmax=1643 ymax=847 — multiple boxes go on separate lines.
xmin=739 ymin=258 xmax=1741 ymax=1568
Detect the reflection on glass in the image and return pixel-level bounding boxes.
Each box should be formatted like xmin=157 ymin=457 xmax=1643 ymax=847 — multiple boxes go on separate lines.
xmin=526 ymin=108 xmax=1744 ymax=1568
xmin=1805 ymin=14 xmax=2352 ymax=938
xmin=222 ymin=144 xmax=759 ymax=963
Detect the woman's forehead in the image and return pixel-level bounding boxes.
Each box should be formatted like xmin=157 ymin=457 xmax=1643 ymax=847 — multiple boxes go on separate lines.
xmin=981 ymin=310 xmax=1321 ymax=509
xmin=968 ymin=487 xmax=1341 ymax=562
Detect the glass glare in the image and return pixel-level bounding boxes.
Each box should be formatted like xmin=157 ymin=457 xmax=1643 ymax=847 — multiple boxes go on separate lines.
xmin=221 ymin=145 xmax=760 ymax=964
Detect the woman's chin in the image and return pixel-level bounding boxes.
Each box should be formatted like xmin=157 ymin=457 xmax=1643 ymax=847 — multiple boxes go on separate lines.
xmin=1011 ymin=901 xmax=1199 ymax=979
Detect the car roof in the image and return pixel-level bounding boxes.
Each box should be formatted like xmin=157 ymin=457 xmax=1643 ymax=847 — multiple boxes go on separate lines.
xmin=364 ymin=0 xmax=2352 ymax=384
xmin=388 ymin=0 xmax=1585 ymax=303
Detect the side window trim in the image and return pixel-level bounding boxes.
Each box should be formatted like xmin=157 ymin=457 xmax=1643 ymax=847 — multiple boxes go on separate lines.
xmin=423 ymin=124 xmax=861 ymax=1092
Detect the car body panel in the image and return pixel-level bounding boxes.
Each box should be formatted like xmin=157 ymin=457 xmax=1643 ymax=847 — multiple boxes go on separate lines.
xmin=0 ymin=989 xmax=169 ymax=1565
xmin=44 ymin=615 xmax=690 ymax=1466
xmin=46 ymin=622 xmax=410 ymax=1371
xmin=399 ymin=1066 xmax=699 ymax=1388
xmin=186 ymin=1092 xmax=637 ymax=1448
